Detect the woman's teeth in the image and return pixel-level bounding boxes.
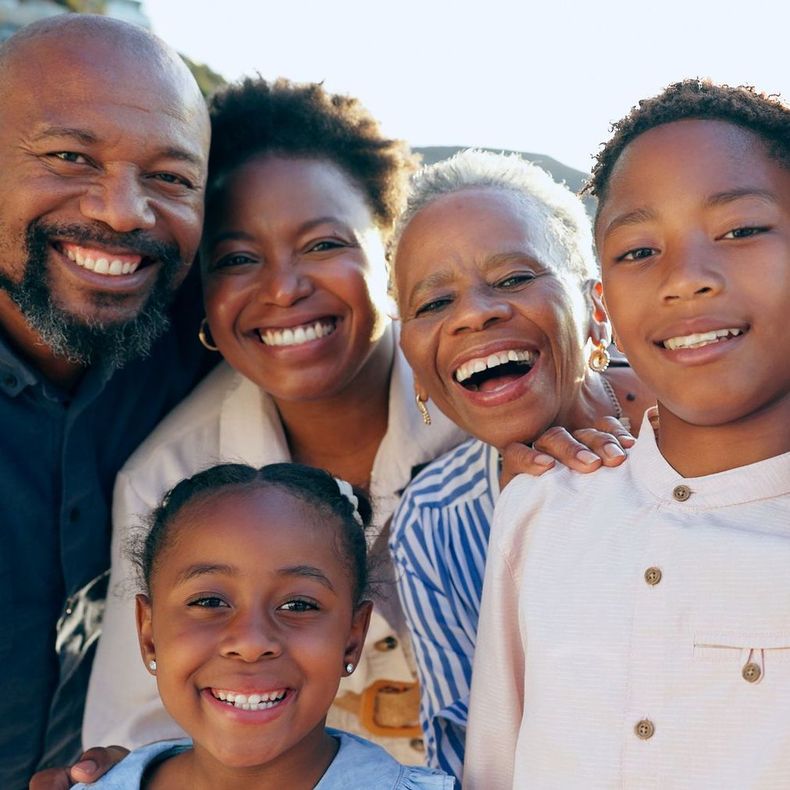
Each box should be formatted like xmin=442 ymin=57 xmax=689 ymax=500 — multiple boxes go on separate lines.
xmin=662 ymin=328 xmax=743 ymax=350
xmin=211 ymin=689 xmax=287 ymax=710
xmin=258 ymin=320 xmax=336 ymax=347
xmin=454 ymin=349 xmax=536 ymax=383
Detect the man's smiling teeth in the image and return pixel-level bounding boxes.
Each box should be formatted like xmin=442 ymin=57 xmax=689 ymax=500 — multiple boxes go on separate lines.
xmin=63 ymin=245 xmax=141 ymax=276
xmin=258 ymin=320 xmax=336 ymax=347
xmin=211 ymin=688 xmax=287 ymax=710
xmin=454 ymin=349 xmax=536 ymax=383
xmin=662 ymin=328 xmax=743 ymax=350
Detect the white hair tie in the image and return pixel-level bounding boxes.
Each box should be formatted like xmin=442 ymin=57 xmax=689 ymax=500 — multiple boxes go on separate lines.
xmin=334 ymin=478 xmax=363 ymax=526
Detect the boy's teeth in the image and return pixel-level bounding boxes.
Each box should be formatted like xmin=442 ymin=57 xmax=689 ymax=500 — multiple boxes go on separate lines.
xmin=211 ymin=688 xmax=287 ymax=710
xmin=454 ymin=349 xmax=535 ymax=383
xmin=258 ymin=320 xmax=335 ymax=347
xmin=663 ymin=328 xmax=742 ymax=350
xmin=63 ymin=244 xmax=141 ymax=277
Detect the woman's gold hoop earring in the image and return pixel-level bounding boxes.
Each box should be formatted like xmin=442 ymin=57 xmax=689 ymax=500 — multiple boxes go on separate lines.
xmin=415 ymin=394 xmax=432 ymax=426
xmin=198 ymin=318 xmax=219 ymax=352
xmin=588 ymin=340 xmax=611 ymax=373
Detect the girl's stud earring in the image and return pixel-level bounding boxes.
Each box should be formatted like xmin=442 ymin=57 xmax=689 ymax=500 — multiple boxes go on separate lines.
xmin=345 ymin=662 xmax=354 ymax=674
xmin=148 ymin=659 xmax=157 ymax=673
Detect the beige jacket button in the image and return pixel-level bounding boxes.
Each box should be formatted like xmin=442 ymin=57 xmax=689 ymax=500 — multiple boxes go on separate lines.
xmin=673 ymin=484 xmax=691 ymax=501
xmin=742 ymin=662 xmax=762 ymax=683
xmin=374 ymin=636 xmax=398 ymax=651
xmin=635 ymin=719 xmax=655 ymax=739
xmin=644 ymin=567 xmax=662 ymax=586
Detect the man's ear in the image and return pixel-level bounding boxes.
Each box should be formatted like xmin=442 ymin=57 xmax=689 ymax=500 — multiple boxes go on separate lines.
xmin=135 ymin=594 xmax=157 ymax=675
xmin=344 ymin=600 xmax=374 ymax=669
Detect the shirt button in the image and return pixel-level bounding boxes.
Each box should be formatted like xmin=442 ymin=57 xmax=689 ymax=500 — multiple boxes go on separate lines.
xmin=68 ymin=507 xmax=81 ymax=523
xmin=374 ymin=636 xmax=398 ymax=651
xmin=635 ymin=719 xmax=655 ymax=740
xmin=742 ymin=662 xmax=762 ymax=683
xmin=673 ymin=484 xmax=691 ymax=502
xmin=410 ymin=737 xmax=425 ymax=752
xmin=3 ymin=373 xmax=17 ymax=389
xmin=644 ymin=567 xmax=662 ymax=586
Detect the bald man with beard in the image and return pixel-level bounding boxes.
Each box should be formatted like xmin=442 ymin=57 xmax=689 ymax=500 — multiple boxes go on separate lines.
xmin=0 ymin=15 xmax=211 ymax=787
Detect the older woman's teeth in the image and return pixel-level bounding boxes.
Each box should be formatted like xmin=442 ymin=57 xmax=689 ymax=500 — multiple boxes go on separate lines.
xmin=259 ymin=320 xmax=336 ymax=347
xmin=63 ymin=244 xmax=141 ymax=276
xmin=211 ymin=689 xmax=287 ymax=710
xmin=454 ymin=349 xmax=535 ymax=383
xmin=662 ymin=328 xmax=742 ymax=350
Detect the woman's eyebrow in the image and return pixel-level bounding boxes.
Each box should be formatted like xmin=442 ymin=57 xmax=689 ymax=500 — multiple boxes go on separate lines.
xmin=278 ymin=565 xmax=335 ymax=592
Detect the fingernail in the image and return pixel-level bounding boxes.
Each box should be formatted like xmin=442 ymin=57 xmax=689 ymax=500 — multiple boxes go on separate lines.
xmin=534 ymin=454 xmax=555 ymax=467
xmin=576 ymin=449 xmax=599 ymax=465
xmin=620 ymin=435 xmax=636 ymax=446
xmin=603 ymin=443 xmax=626 ymax=458
xmin=75 ymin=760 xmax=97 ymax=776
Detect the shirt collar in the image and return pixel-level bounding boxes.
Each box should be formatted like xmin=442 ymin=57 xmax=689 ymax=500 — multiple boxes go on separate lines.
xmin=630 ymin=408 xmax=790 ymax=510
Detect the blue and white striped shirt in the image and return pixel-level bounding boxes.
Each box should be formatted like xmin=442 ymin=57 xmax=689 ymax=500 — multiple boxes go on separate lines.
xmin=390 ymin=438 xmax=500 ymax=784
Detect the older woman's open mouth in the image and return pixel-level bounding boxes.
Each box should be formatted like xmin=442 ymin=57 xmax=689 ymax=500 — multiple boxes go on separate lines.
xmin=454 ymin=349 xmax=536 ymax=392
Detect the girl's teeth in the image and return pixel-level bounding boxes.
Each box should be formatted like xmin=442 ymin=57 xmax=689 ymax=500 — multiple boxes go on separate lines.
xmin=663 ymin=328 xmax=742 ymax=350
xmin=212 ymin=688 xmax=287 ymax=710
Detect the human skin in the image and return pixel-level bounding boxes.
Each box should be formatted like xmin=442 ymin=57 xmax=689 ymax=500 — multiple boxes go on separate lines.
xmin=0 ymin=16 xmax=209 ymax=387
xmin=396 ymin=186 xmax=649 ymax=451
xmin=596 ymin=120 xmax=790 ymax=476
xmin=136 ymin=486 xmax=371 ymax=790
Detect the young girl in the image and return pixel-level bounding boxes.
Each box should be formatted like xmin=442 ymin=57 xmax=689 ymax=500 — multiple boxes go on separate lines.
xmin=76 ymin=463 xmax=453 ymax=789
xmin=466 ymin=80 xmax=790 ymax=788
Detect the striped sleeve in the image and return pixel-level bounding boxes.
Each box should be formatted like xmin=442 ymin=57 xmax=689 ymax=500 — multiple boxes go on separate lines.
xmin=390 ymin=439 xmax=498 ymax=783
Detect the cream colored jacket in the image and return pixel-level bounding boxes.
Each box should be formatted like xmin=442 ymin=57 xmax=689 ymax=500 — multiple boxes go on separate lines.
xmin=84 ymin=340 xmax=465 ymax=764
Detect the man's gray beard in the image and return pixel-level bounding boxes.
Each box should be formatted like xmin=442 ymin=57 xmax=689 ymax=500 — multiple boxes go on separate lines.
xmin=0 ymin=221 xmax=183 ymax=370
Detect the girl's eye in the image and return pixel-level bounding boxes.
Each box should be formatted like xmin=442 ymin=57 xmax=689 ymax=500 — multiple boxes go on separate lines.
xmin=414 ymin=296 xmax=452 ymax=317
xmin=617 ymin=247 xmax=657 ymax=262
xmin=720 ymin=226 xmax=769 ymax=240
xmin=496 ymin=272 xmax=536 ymax=289
xmin=188 ymin=596 xmax=228 ymax=609
xmin=279 ymin=599 xmax=319 ymax=613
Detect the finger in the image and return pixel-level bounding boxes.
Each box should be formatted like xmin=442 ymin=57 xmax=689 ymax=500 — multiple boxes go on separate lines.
xmin=29 ymin=766 xmax=73 ymax=790
xmin=532 ymin=426 xmax=606 ymax=473
xmin=571 ymin=428 xmax=628 ymax=468
xmin=594 ymin=415 xmax=636 ymax=446
xmin=69 ymin=746 xmax=129 ymax=784
xmin=499 ymin=441 xmax=556 ymax=486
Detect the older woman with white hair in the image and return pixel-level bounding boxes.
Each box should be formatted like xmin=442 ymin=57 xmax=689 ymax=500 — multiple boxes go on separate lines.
xmin=389 ymin=150 xmax=653 ymax=782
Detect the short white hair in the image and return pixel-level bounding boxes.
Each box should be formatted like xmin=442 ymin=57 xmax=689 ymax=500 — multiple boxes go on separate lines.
xmin=390 ymin=149 xmax=598 ymax=283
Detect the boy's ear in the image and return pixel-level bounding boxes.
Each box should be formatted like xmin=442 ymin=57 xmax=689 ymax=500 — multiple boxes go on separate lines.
xmin=135 ymin=594 xmax=157 ymax=675
xmin=344 ymin=600 xmax=374 ymax=667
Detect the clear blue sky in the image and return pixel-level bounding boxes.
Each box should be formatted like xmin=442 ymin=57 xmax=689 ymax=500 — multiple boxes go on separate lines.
xmin=143 ymin=0 xmax=789 ymax=173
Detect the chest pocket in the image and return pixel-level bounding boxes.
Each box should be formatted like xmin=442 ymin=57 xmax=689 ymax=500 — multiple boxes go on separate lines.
xmin=693 ymin=632 xmax=790 ymax=685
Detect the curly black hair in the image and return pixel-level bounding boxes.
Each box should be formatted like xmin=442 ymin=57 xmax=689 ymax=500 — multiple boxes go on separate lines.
xmin=206 ymin=77 xmax=417 ymax=233
xmin=587 ymin=79 xmax=790 ymax=207
xmin=134 ymin=462 xmax=373 ymax=605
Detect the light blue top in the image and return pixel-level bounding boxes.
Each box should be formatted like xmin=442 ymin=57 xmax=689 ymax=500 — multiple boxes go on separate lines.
xmin=73 ymin=728 xmax=454 ymax=789
xmin=390 ymin=437 xmax=499 ymax=784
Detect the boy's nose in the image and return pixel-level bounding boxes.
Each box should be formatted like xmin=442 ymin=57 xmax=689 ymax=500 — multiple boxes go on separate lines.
xmin=659 ymin=242 xmax=725 ymax=302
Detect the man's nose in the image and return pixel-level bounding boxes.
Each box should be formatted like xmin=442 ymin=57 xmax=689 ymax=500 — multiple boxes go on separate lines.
xmin=79 ymin=168 xmax=156 ymax=233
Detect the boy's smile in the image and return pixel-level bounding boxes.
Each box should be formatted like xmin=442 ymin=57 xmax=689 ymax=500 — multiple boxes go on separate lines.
xmin=597 ymin=119 xmax=790 ymax=471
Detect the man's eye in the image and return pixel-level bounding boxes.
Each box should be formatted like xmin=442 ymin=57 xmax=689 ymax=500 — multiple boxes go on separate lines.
xmin=51 ymin=151 xmax=89 ymax=164
xmin=414 ymin=297 xmax=452 ymax=317
xmin=152 ymin=172 xmax=193 ymax=188
xmin=720 ymin=226 xmax=769 ymax=240
xmin=618 ymin=247 xmax=656 ymax=262
xmin=279 ymin=599 xmax=319 ymax=612
xmin=188 ymin=596 xmax=228 ymax=608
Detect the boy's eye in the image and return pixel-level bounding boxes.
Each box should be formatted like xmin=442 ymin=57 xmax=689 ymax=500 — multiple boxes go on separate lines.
xmin=188 ymin=596 xmax=228 ymax=609
xmin=617 ymin=247 xmax=656 ymax=262
xmin=720 ymin=226 xmax=768 ymax=240
xmin=414 ymin=296 xmax=453 ymax=317
xmin=279 ymin=598 xmax=319 ymax=613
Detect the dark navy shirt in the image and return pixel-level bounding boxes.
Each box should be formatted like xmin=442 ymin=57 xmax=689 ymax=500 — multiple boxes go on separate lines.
xmin=0 ymin=272 xmax=211 ymax=789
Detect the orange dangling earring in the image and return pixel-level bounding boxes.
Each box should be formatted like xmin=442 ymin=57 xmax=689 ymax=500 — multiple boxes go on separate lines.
xmin=588 ymin=340 xmax=610 ymax=373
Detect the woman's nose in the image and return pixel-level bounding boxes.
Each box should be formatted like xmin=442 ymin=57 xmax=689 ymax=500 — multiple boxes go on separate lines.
xmin=446 ymin=286 xmax=513 ymax=334
xmin=257 ymin=261 xmax=313 ymax=307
